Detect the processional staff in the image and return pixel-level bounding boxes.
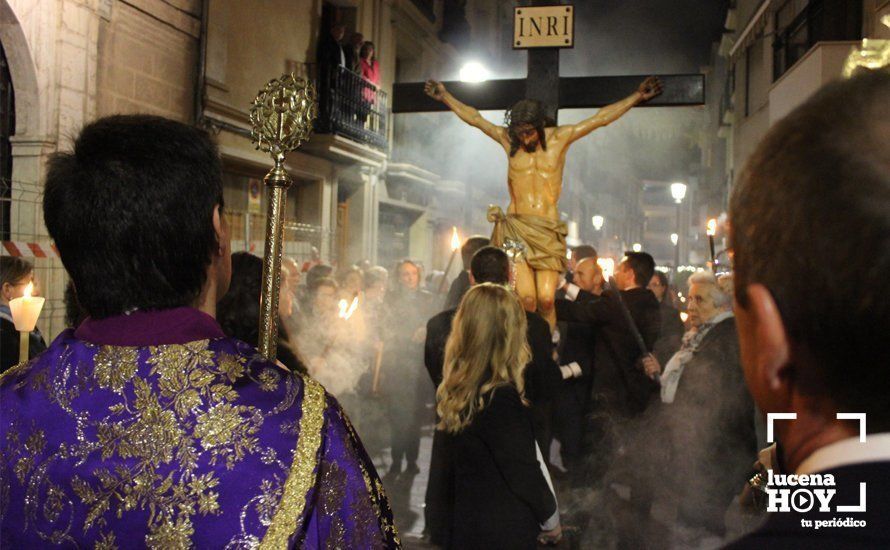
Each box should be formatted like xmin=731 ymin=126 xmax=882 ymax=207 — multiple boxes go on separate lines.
xmin=249 ymin=74 xmax=317 ymax=360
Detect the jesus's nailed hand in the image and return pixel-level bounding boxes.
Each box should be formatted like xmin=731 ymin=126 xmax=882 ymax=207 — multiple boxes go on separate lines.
xmin=637 ymin=76 xmax=664 ymax=102
xmin=424 ymin=80 xmax=446 ymax=101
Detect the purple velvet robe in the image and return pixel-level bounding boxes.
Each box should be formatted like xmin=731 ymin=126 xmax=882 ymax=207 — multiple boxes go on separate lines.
xmin=0 ymin=308 xmax=400 ymax=548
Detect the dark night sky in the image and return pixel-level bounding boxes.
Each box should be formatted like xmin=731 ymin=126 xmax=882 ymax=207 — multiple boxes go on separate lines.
xmin=492 ymin=0 xmax=730 ymax=77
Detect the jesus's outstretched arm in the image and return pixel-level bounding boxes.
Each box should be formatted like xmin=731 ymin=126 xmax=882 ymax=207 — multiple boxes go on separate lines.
xmin=561 ymin=76 xmax=663 ymax=144
xmin=425 ymin=80 xmax=509 ymax=148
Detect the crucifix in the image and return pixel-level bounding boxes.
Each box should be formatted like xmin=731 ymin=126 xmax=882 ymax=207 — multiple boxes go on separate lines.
xmin=391 ymin=1 xmax=704 ymax=328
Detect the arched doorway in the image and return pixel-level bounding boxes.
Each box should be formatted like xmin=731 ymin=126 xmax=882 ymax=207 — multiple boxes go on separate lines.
xmin=0 ymin=40 xmax=12 ymax=240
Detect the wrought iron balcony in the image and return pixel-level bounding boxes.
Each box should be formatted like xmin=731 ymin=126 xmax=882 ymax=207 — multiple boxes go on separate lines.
xmin=315 ymin=65 xmax=388 ymax=151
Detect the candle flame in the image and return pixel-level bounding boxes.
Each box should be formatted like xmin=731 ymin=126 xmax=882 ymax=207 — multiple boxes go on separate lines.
xmin=450 ymin=226 xmax=461 ymax=251
xmin=338 ymin=297 xmax=359 ymax=320
xmin=706 ymin=218 xmax=718 ymax=236
xmin=597 ymin=258 xmax=615 ymax=281
xmin=24 ymin=282 xmax=33 ymax=299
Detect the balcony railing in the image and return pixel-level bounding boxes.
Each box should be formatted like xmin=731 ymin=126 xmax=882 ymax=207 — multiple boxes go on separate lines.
xmin=315 ymin=64 xmax=388 ymax=151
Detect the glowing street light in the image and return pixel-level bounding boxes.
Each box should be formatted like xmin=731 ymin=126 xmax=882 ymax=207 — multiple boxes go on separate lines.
xmin=592 ymin=215 xmax=604 ymax=231
xmin=632 ymin=243 xmax=642 ymax=252
xmin=670 ymin=182 xmax=687 ymax=204
xmin=671 ymin=233 xmax=679 ymax=246
xmin=459 ymin=61 xmax=490 ymax=83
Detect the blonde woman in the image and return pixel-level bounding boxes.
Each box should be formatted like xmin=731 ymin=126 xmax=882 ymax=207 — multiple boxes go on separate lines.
xmin=437 ymin=283 xmax=560 ymax=549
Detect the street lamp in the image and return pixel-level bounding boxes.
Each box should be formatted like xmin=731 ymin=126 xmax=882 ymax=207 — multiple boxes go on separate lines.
xmin=670 ymin=182 xmax=687 ymax=204
xmin=671 ymin=233 xmax=679 ymax=246
xmin=459 ymin=61 xmax=490 ymax=83
xmin=632 ymin=243 xmax=642 ymax=252
xmin=592 ymin=215 xmax=604 ymax=231
xmin=670 ymin=182 xmax=687 ymax=281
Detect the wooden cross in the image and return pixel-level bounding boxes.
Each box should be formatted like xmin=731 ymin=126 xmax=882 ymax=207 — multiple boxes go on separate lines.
xmin=392 ymin=1 xmax=705 ymax=122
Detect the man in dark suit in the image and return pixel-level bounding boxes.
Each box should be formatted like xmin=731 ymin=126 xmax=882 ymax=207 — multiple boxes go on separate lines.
xmin=553 ymin=256 xmax=600 ymax=477
xmin=556 ymin=251 xmax=661 ymax=417
xmin=555 ymin=251 xmax=661 ymax=545
xmin=316 ymin=22 xmax=347 ymax=123
xmin=443 ymin=235 xmax=490 ymax=310
xmin=424 ymin=245 xmax=560 ymax=546
xmin=725 ymin=71 xmax=890 ymax=548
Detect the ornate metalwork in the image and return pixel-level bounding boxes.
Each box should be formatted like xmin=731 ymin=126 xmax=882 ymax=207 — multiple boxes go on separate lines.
xmin=250 ymin=74 xmax=317 ymax=161
xmin=250 ymin=74 xmax=317 ymax=360
xmin=502 ymin=239 xmax=527 ymax=291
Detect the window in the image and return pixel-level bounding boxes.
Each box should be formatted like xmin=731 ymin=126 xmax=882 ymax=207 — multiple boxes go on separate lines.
xmin=773 ymin=0 xmax=863 ymax=81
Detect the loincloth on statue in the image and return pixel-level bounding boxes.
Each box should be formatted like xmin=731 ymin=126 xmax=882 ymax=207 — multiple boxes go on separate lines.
xmin=487 ymin=205 xmax=568 ymax=272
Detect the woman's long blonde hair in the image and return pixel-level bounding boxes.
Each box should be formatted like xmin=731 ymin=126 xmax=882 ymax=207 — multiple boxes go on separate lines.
xmin=436 ymin=283 xmax=531 ymax=433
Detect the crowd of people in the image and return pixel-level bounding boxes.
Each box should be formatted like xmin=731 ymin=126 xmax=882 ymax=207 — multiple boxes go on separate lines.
xmin=1 ymin=71 xmax=888 ymax=549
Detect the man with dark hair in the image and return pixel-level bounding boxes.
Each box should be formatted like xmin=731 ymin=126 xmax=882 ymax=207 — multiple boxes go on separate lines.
xmin=423 ymin=245 xmax=560 ymax=547
xmin=424 ymin=77 xmax=663 ymax=329
xmin=444 ymin=235 xmax=490 ymax=310
xmin=557 ymin=251 xmax=660 ymax=413
xmin=619 ymin=251 xmax=656 ymax=290
xmin=0 ymin=115 xmax=398 ymax=547
xmin=556 ymin=251 xmax=662 ymax=543
xmin=726 ymin=71 xmax=890 ymax=548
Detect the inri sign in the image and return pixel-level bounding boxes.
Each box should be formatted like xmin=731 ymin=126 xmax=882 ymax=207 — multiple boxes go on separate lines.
xmin=514 ymin=5 xmax=575 ymax=49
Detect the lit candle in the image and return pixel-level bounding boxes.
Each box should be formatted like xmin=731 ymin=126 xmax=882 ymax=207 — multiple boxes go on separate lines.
xmin=337 ymin=296 xmax=359 ymax=320
xmin=597 ymin=257 xmax=615 ymax=282
xmin=8 ymin=282 xmax=45 ymax=364
xmin=438 ymin=226 xmax=461 ymax=294
xmin=706 ymin=218 xmax=718 ymax=266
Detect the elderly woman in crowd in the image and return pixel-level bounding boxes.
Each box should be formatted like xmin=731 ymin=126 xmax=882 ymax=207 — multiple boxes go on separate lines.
xmin=645 ymin=272 xmax=757 ymax=540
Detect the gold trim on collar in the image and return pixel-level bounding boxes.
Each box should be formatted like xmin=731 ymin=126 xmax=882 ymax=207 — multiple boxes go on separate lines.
xmin=260 ymin=375 xmax=326 ymax=549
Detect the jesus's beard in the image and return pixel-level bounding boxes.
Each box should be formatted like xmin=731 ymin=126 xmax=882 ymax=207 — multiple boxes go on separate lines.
xmin=522 ymin=141 xmax=539 ymax=153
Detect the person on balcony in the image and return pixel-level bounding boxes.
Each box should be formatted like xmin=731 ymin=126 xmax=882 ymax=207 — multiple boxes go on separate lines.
xmin=316 ymin=22 xmax=347 ymax=123
xmin=359 ymin=41 xmax=381 ymax=128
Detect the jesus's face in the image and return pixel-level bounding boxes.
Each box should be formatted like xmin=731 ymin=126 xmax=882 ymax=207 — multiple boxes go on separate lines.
xmin=514 ymin=124 xmax=539 ymax=152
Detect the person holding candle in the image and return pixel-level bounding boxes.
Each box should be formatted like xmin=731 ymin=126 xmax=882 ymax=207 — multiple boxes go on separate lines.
xmin=0 ymin=115 xmax=399 ymax=548
xmin=0 ymin=257 xmax=47 ymax=374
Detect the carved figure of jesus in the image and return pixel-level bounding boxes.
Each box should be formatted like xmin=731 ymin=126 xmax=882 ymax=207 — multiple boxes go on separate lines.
xmin=425 ymin=76 xmax=663 ymax=327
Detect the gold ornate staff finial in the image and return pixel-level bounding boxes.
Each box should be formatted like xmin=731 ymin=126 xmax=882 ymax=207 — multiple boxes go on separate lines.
xmin=250 ymin=74 xmax=317 ymax=360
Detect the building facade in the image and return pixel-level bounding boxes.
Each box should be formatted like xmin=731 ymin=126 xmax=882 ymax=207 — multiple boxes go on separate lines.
xmin=1 ymin=0 xmax=480 ymax=339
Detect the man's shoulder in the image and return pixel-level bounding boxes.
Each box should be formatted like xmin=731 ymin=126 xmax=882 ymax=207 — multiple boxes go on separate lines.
xmin=428 ymin=308 xmax=457 ymax=331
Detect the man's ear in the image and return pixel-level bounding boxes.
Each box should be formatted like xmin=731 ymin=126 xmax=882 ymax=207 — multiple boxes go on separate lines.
xmin=212 ymin=206 xmax=227 ymax=256
xmin=744 ymin=284 xmax=792 ymax=393
xmin=468 ymin=273 xmax=476 ymax=286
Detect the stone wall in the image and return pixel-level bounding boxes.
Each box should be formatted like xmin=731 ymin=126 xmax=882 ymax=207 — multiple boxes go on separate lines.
xmin=97 ymin=0 xmax=199 ymax=121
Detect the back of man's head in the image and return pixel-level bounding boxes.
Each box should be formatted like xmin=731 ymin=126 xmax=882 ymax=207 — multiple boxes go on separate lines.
xmin=43 ymin=115 xmax=223 ymax=319
xmin=622 ymin=252 xmax=655 ymax=288
xmin=470 ymin=246 xmax=509 ymax=285
xmin=731 ymin=70 xmax=890 ymax=429
xmin=461 ymin=236 xmax=491 ymax=270
xmin=571 ymin=245 xmax=597 ymax=266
